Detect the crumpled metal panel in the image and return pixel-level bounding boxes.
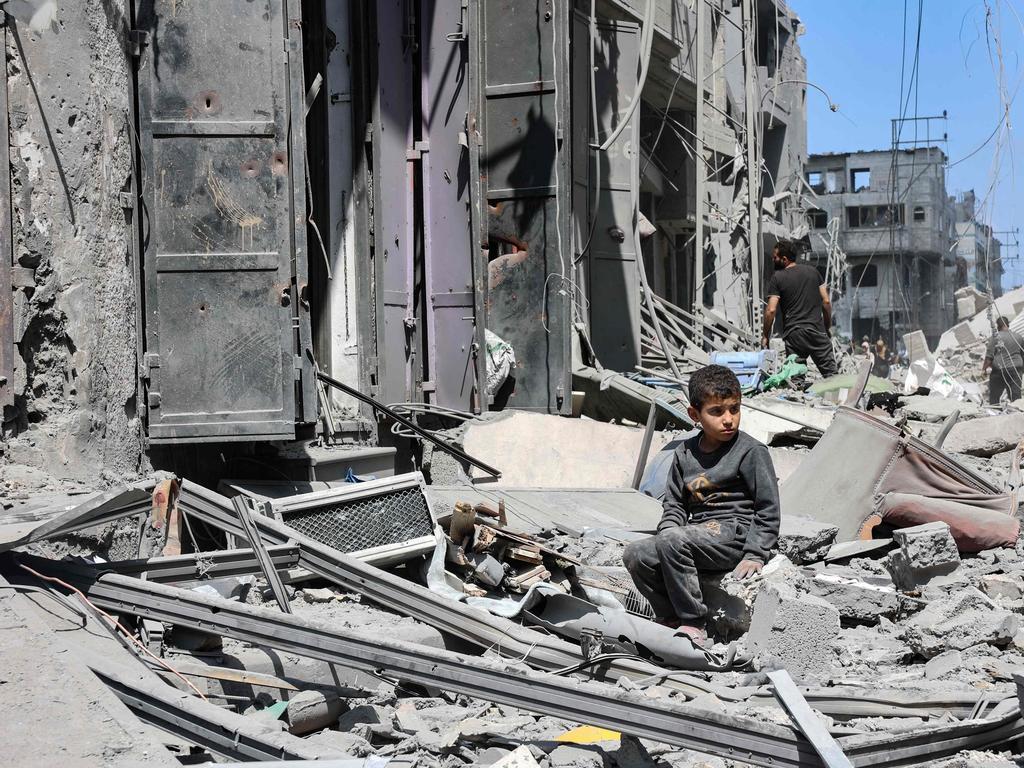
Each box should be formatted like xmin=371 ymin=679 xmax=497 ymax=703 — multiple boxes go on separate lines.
xmin=134 ymin=0 xmax=313 ymax=442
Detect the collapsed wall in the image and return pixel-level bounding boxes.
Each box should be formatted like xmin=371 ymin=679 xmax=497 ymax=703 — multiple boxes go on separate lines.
xmin=2 ymin=4 xmax=144 ymax=491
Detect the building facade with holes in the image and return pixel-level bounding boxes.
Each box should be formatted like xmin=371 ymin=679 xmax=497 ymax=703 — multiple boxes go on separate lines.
xmin=0 ymin=0 xmax=808 ymax=492
xmin=802 ymin=147 xmax=956 ymax=350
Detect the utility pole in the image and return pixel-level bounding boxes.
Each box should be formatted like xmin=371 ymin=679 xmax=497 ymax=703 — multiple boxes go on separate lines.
xmin=741 ymin=0 xmax=762 ymax=333
xmin=693 ymin=0 xmax=705 ymax=317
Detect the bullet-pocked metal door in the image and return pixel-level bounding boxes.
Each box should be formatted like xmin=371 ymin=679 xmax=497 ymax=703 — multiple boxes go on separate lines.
xmin=134 ymin=0 xmax=313 ymax=443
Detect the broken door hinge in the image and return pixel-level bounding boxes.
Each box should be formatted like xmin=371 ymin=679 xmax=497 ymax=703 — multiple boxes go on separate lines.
xmin=128 ymin=30 xmax=149 ymax=57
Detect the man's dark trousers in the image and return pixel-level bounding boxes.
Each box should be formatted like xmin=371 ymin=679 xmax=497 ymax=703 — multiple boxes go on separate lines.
xmin=623 ymin=521 xmax=747 ymax=622
xmin=784 ymin=326 xmax=837 ymax=377
xmin=990 ymin=367 xmax=1023 ymax=405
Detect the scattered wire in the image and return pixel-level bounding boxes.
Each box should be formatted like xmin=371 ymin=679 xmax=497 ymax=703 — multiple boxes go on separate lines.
xmin=16 ymin=560 xmax=210 ymax=703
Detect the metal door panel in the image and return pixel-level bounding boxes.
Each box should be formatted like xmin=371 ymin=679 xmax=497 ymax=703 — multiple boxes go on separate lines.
xmin=371 ymin=0 xmax=416 ymax=406
xmin=585 ymin=19 xmax=640 ymax=372
xmin=471 ymin=0 xmax=571 ymax=413
xmin=134 ymin=0 xmax=310 ymax=443
xmin=421 ymin=0 xmax=479 ymax=410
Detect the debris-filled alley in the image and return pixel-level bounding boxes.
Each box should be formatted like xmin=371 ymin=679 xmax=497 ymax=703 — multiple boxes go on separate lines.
xmin=2 ymin=0 xmax=1024 ymax=766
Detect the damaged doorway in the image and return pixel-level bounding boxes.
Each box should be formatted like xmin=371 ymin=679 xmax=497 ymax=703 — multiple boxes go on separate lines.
xmin=132 ymin=0 xmax=316 ymax=444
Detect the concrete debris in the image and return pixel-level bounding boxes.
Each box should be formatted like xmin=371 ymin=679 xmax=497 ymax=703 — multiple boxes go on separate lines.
xmin=776 ymin=515 xmax=839 ymax=564
xmin=285 ymin=689 xmax=345 ymax=735
xmin=807 ymin=572 xmax=901 ymax=624
xmin=902 ymin=588 xmax=1019 ymax=657
xmin=887 ymin=522 xmax=962 ymax=591
xmin=747 ymin=580 xmax=841 ymax=680
xmin=943 ymin=413 xmax=1024 ymax=457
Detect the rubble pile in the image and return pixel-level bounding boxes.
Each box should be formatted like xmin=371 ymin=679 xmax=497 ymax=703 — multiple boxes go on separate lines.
xmin=4 ymin=367 xmax=1024 ymax=767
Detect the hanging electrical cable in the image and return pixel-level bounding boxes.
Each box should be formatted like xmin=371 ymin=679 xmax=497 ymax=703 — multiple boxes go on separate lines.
xmin=594 ymin=0 xmax=655 ymax=152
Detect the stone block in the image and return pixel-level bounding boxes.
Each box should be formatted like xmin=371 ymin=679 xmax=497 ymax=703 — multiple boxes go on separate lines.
xmin=777 ymin=515 xmax=838 ymax=564
xmin=303 ymin=729 xmax=375 ymax=756
xmin=888 ymin=522 xmax=961 ymax=590
xmin=747 ymin=580 xmax=840 ymax=680
xmin=807 ymin=572 xmax=900 ymax=624
xmin=903 ymin=587 xmax=1019 ymax=658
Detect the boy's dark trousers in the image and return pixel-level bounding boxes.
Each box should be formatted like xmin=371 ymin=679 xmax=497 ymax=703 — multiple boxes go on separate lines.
xmin=623 ymin=520 xmax=747 ymax=623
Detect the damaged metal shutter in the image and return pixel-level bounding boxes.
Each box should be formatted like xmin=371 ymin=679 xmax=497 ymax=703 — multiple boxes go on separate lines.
xmin=468 ymin=0 xmax=572 ymax=413
xmin=133 ymin=0 xmax=314 ymax=443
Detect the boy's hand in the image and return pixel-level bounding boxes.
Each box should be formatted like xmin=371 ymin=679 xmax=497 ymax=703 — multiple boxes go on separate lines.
xmin=732 ymin=559 xmax=763 ymax=580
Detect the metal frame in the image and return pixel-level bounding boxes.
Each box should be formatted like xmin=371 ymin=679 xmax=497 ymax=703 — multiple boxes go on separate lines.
xmin=132 ymin=0 xmax=313 ymax=443
xmin=102 ymin=544 xmax=301 ymax=583
xmin=260 ymin=471 xmax=436 ymax=565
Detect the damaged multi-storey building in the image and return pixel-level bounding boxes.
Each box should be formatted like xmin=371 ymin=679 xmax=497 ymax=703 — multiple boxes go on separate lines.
xmin=0 ymin=0 xmax=808 ymax=481
xmin=802 ymin=146 xmax=956 ymax=350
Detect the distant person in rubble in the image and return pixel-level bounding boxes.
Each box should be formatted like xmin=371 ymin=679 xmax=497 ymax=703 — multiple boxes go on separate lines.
xmin=762 ymin=239 xmax=838 ymax=378
xmin=622 ymin=365 xmax=780 ymax=646
xmin=872 ymin=338 xmax=892 ymax=379
xmin=983 ymin=316 xmax=1024 ymax=405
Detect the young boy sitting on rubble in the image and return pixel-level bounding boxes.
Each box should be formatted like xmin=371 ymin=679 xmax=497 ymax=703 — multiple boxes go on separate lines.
xmin=623 ymin=364 xmax=780 ymax=645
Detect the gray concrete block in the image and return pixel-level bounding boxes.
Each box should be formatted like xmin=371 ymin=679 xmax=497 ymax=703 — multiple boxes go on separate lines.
xmin=807 ymin=572 xmax=900 ymax=624
xmin=924 ymin=650 xmax=964 ymax=680
xmin=747 ymin=580 xmax=840 ymax=680
xmin=888 ymin=522 xmax=961 ymax=590
xmin=777 ymin=515 xmax=838 ymax=564
xmin=702 ymin=556 xmax=801 ymax=640
xmin=303 ymin=729 xmax=375 ymax=756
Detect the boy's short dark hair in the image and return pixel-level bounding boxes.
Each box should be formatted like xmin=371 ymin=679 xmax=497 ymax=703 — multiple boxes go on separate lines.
xmin=773 ymin=239 xmax=799 ymax=262
xmin=689 ymin=364 xmax=742 ymax=409
xmin=997 ymin=316 xmax=1010 ymax=330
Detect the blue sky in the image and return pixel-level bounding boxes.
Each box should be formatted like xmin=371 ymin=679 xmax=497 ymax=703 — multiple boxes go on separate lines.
xmin=789 ymin=0 xmax=1024 ymax=290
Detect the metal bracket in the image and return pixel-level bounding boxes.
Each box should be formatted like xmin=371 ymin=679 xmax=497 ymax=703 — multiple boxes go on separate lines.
xmin=142 ymin=353 xmax=160 ymax=381
xmin=406 ymin=141 xmax=430 ymax=161
xmin=128 ymin=29 xmax=149 ymax=58
xmin=446 ymin=0 xmax=469 ymax=41
xmin=118 ymin=191 xmax=134 ymax=210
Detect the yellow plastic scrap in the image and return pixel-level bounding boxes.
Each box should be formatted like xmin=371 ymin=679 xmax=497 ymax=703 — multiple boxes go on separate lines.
xmin=555 ymin=725 xmax=621 ymax=744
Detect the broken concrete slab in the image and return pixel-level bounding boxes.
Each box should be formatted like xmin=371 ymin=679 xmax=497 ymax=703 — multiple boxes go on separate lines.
xmin=899 ymin=395 xmax=980 ymax=423
xmin=337 ymin=704 xmax=400 ymax=738
xmin=903 ymin=588 xmax=1019 ymax=657
xmin=777 ymin=516 xmax=838 ymax=564
xmin=807 ymin=572 xmax=900 ymax=624
xmin=747 ymin=580 xmax=840 ymax=680
xmin=888 ymin=522 xmax=961 ymax=591
xmin=461 ymin=411 xmax=675 ymax=486
xmin=943 ymin=413 xmax=1024 ymax=457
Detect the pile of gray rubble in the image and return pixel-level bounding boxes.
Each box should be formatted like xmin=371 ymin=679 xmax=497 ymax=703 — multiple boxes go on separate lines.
xmin=3 ymin=377 xmax=1024 ymax=767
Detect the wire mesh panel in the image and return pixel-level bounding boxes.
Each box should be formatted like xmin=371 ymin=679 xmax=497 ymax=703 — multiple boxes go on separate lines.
xmin=277 ymin=485 xmax=434 ymax=554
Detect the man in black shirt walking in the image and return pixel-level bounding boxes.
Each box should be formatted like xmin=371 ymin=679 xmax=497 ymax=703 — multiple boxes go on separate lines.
xmin=762 ymin=239 xmax=837 ymax=377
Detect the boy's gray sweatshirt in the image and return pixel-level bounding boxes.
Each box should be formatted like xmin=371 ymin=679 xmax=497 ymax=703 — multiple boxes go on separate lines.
xmin=658 ymin=430 xmax=780 ymax=563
